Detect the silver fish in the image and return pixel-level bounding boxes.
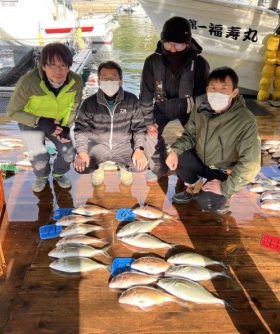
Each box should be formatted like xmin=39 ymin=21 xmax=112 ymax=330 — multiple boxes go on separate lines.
xmin=0 ymin=137 xmax=22 ymax=143
xmin=59 ymin=224 xmax=103 ymax=237
xmin=157 ymin=278 xmax=226 ymax=305
xmin=164 ymin=265 xmax=229 ymax=281
xmin=55 ymin=215 xmax=95 ymax=226
xmin=260 ymin=190 xmax=280 ymax=201
xmin=120 ymin=233 xmax=173 ymax=249
xmin=118 ymin=286 xmax=177 ymax=309
xmin=272 ymin=151 xmax=280 ymax=158
xmin=268 ymin=146 xmax=280 ymax=153
xmin=56 ymin=235 xmax=107 ymax=246
xmin=132 ymin=205 xmax=176 ymax=220
xmin=72 ymin=205 xmax=110 ymax=216
xmin=167 ymin=252 xmax=226 ymax=268
xmin=249 ymin=184 xmax=279 ymax=193
xmin=109 ymin=271 xmax=159 ymax=289
xmin=49 ymin=256 xmax=110 ymax=273
xmin=251 ymin=177 xmax=278 ymax=185
xmin=262 ymin=140 xmax=280 ymax=146
xmin=260 ymin=199 xmax=280 ymax=210
xmin=261 ymin=144 xmax=273 ymax=151
xmin=116 ymin=219 xmax=163 ymax=238
xmin=131 ymin=256 xmax=171 ymax=274
xmin=48 ymin=244 xmax=110 ymax=258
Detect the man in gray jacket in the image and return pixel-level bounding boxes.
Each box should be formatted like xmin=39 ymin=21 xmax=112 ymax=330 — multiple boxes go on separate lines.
xmin=74 ymin=61 xmax=147 ymax=185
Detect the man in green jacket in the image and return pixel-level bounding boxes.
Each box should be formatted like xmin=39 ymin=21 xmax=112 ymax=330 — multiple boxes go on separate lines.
xmin=7 ymin=42 xmax=83 ymax=192
xmin=166 ymin=67 xmax=261 ymax=214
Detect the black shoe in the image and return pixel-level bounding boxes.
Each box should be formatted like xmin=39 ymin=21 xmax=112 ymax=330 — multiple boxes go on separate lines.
xmin=172 ymin=190 xmax=197 ymax=204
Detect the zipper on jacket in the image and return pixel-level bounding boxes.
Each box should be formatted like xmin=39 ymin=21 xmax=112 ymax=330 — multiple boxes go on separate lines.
xmin=218 ymin=136 xmax=224 ymax=161
xmin=203 ymin=117 xmax=210 ymax=164
xmin=100 ymin=100 xmax=122 ymax=150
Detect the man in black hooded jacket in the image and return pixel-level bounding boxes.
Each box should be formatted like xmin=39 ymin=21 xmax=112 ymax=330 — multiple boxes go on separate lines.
xmin=139 ymin=16 xmax=210 ymax=183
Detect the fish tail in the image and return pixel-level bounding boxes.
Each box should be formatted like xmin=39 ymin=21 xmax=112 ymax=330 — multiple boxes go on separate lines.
xmin=219 ymin=261 xmax=227 ymax=269
xmin=224 ymin=300 xmax=237 ymax=312
xmin=105 ymin=265 xmax=111 ymax=273
xmin=221 ymin=271 xmax=231 ymax=280
xmin=101 ymin=245 xmax=111 ymax=258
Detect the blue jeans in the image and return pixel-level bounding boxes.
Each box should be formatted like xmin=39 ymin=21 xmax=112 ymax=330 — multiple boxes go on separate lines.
xmin=19 ymin=124 xmax=75 ymax=177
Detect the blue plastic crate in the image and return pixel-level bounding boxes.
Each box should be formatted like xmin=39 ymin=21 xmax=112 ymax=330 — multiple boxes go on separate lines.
xmin=52 ymin=208 xmax=73 ymax=221
xmin=39 ymin=224 xmax=63 ymax=240
xmin=116 ymin=208 xmax=136 ymax=222
xmin=111 ymin=257 xmax=135 ymax=277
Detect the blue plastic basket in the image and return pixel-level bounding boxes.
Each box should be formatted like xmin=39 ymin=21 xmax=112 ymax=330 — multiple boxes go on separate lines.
xmin=111 ymin=257 xmax=135 ymax=277
xmin=116 ymin=208 xmax=136 ymax=222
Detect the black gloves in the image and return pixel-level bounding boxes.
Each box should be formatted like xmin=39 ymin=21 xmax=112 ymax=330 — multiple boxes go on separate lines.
xmin=59 ymin=126 xmax=70 ymax=140
xmin=37 ymin=117 xmax=59 ymax=135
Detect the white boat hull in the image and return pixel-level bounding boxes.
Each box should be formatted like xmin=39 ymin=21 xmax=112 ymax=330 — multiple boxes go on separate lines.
xmin=138 ymin=0 xmax=280 ymax=92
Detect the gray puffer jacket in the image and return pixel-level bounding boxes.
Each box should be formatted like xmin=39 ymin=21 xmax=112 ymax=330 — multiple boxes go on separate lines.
xmin=74 ymin=88 xmax=146 ymax=153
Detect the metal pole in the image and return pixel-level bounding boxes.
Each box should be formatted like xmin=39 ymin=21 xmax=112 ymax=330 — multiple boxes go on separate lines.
xmin=269 ymin=0 xmax=279 ymax=10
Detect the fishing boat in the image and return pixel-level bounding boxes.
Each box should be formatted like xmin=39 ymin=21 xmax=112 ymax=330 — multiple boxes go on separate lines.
xmin=0 ymin=0 xmax=117 ymax=47
xmin=138 ymin=0 xmax=280 ymax=93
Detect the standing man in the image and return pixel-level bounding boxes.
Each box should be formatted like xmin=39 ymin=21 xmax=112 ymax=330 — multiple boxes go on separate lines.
xmin=166 ymin=67 xmax=261 ymax=214
xmin=139 ymin=16 xmax=210 ymax=183
xmin=73 ymin=61 xmax=147 ymax=186
xmin=7 ymin=42 xmax=83 ymax=192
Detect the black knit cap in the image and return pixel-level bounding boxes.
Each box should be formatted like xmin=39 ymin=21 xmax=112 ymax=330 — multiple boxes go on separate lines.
xmin=197 ymin=191 xmax=227 ymax=213
xmin=161 ymin=16 xmax=192 ymax=43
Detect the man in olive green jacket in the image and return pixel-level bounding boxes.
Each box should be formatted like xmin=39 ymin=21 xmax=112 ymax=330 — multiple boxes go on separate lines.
xmin=7 ymin=42 xmax=82 ymax=192
xmin=166 ymin=67 xmax=261 ymax=214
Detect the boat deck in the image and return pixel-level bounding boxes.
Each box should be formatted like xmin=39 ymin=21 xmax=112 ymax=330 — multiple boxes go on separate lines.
xmin=0 ymin=102 xmax=280 ymax=333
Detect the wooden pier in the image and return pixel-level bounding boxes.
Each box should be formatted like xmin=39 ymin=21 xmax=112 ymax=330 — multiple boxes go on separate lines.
xmin=0 ymin=102 xmax=280 ymax=333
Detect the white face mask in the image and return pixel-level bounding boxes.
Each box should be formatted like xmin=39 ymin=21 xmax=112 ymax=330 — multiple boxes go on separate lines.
xmin=207 ymin=92 xmax=231 ymax=112
xmin=48 ymin=78 xmax=65 ymax=89
xmin=99 ymin=80 xmax=120 ymax=97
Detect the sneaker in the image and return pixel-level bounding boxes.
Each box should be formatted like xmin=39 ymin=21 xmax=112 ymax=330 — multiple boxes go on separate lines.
xmin=119 ymin=166 xmax=133 ymax=186
xmin=32 ymin=177 xmax=48 ymax=192
xmin=53 ymin=174 xmax=71 ymax=189
xmin=145 ymin=170 xmax=158 ymax=184
xmin=91 ymin=165 xmax=105 ymax=186
xmin=215 ymin=203 xmax=231 ymax=214
xmin=172 ymin=190 xmax=198 ymax=204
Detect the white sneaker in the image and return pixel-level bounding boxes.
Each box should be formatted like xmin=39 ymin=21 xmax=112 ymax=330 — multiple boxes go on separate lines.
xmin=119 ymin=166 xmax=133 ymax=186
xmin=91 ymin=164 xmax=105 ymax=186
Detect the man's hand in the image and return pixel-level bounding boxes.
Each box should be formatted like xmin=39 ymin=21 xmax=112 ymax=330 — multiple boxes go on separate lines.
xmin=132 ymin=149 xmax=148 ymax=171
xmin=166 ymin=151 xmax=178 ymax=171
xmin=202 ymin=179 xmax=223 ymax=195
xmin=57 ymin=126 xmax=71 ymax=143
xmin=37 ymin=117 xmax=63 ymax=136
xmin=147 ymin=124 xmax=158 ymax=138
xmin=74 ymin=152 xmax=90 ymax=172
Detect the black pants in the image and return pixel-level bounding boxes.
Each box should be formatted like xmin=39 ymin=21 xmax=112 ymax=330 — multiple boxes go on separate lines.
xmin=177 ymin=149 xmax=228 ymax=184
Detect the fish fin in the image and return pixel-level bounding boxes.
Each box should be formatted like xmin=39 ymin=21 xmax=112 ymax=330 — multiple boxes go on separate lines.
xmin=221 ymin=271 xmax=231 ymax=280
xmin=219 ymin=261 xmax=227 ymax=269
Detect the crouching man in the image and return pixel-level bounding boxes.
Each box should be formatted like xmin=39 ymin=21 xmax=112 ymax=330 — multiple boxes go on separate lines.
xmin=74 ymin=61 xmax=148 ymax=185
xmin=166 ymin=66 xmax=261 ymax=214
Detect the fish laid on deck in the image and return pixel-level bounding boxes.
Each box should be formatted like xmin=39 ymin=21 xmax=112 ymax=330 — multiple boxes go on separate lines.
xmin=260 ymin=199 xmax=280 ymax=210
xmin=260 ymin=190 xmax=280 ymax=201
xmin=118 ymin=286 xmax=179 ymax=309
xmin=109 ymin=271 xmax=159 ymax=289
xmin=130 ymin=256 xmax=172 ymax=274
xmin=120 ymin=233 xmax=174 ymax=249
xmin=55 ymin=215 xmax=97 ymax=226
xmin=56 ymin=235 xmax=108 ymax=246
xmin=48 ymin=244 xmax=110 ymax=258
xmin=167 ymin=252 xmax=226 ymax=268
xmin=59 ymin=224 xmax=103 ymax=237
xmin=72 ymin=205 xmax=110 ymax=216
xmin=116 ymin=219 xmax=164 ymax=237
xmin=164 ymin=265 xmax=229 ymax=281
xmin=49 ymin=257 xmax=110 ymax=273
xmin=248 ymin=183 xmax=280 ymax=193
xmin=132 ymin=205 xmax=177 ymax=220
xmin=157 ymin=278 xmax=226 ymax=306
